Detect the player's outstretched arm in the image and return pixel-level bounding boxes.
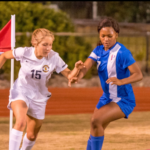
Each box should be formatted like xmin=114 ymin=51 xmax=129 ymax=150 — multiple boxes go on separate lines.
xmin=77 ymin=58 xmax=95 ymax=81
xmin=60 ymin=60 xmax=85 ymax=78
xmin=68 ymin=58 xmax=95 ymax=86
xmin=68 ymin=60 xmax=85 ymax=79
xmin=60 ymin=60 xmax=85 ymax=87
xmin=0 ymin=50 xmax=14 ymax=69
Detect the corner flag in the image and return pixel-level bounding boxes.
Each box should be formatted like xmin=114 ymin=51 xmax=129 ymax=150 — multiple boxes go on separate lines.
xmin=0 ymin=20 xmax=11 ymax=53
xmin=0 ymin=15 xmax=15 ymax=139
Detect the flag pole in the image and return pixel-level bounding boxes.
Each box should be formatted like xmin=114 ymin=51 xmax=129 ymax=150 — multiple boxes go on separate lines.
xmin=9 ymin=14 xmax=15 ymax=139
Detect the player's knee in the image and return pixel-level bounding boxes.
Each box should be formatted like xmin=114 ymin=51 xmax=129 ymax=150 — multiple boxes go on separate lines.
xmin=15 ymin=119 xmax=26 ymax=130
xmin=91 ymin=117 xmax=102 ymax=129
xmin=27 ymin=132 xmax=37 ymax=141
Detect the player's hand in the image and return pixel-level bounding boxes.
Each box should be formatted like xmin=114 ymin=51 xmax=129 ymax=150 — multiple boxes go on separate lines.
xmin=68 ymin=77 xmax=79 ymax=87
xmin=106 ymin=77 xmax=123 ymax=86
xmin=75 ymin=60 xmax=85 ymax=70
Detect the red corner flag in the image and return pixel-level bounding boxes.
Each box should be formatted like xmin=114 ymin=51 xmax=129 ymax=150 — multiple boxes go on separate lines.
xmin=0 ymin=15 xmax=15 ymax=54
xmin=0 ymin=20 xmax=11 ymax=52
xmin=0 ymin=15 xmax=15 ymax=139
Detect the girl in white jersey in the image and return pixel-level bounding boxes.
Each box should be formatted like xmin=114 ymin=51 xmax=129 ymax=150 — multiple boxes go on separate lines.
xmin=0 ymin=28 xmax=85 ymax=150
xmin=70 ymin=17 xmax=143 ymax=150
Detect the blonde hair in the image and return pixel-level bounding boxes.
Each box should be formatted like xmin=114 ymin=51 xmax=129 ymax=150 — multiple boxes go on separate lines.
xmin=31 ymin=28 xmax=55 ymax=46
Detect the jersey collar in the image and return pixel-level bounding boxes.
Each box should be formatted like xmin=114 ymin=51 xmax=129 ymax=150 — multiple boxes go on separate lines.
xmin=101 ymin=42 xmax=118 ymax=56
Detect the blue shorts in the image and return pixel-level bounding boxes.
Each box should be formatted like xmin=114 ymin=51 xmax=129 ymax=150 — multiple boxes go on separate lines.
xmin=96 ymin=96 xmax=136 ymax=119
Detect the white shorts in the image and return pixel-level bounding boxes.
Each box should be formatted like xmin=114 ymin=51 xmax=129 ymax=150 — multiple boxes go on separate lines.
xmin=7 ymin=92 xmax=49 ymax=120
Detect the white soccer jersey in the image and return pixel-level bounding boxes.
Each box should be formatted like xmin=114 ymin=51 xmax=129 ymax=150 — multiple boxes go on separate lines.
xmin=10 ymin=46 xmax=68 ymax=102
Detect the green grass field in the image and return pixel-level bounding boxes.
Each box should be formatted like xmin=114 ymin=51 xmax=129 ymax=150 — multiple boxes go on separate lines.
xmin=0 ymin=112 xmax=150 ymax=150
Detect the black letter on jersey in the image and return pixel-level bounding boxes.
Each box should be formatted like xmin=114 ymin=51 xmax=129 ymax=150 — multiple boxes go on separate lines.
xmin=31 ymin=70 xmax=41 ymax=79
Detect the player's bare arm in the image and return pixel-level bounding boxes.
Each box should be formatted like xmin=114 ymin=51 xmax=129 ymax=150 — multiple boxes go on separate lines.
xmin=61 ymin=60 xmax=85 ymax=79
xmin=60 ymin=60 xmax=85 ymax=87
xmin=67 ymin=58 xmax=95 ymax=86
xmin=77 ymin=58 xmax=95 ymax=81
xmin=0 ymin=50 xmax=14 ymax=69
xmin=68 ymin=58 xmax=95 ymax=86
xmin=106 ymin=62 xmax=143 ymax=85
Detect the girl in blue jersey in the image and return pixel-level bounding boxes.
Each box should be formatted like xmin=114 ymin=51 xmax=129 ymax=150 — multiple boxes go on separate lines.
xmin=71 ymin=17 xmax=143 ymax=150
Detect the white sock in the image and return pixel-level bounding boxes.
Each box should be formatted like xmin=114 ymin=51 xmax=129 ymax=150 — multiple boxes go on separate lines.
xmin=9 ymin=128 xmax=23 ymax=150
xmin=21 ymin=133 xmax=36 ymax=150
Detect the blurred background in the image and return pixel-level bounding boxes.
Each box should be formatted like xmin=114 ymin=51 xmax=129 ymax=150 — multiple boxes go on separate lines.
xmin=0 ymin=1 xmax=150 ymax=88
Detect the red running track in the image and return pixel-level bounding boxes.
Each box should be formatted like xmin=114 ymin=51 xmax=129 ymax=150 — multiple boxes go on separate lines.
xmin=0 ymin=87 xmax=150 ymax=117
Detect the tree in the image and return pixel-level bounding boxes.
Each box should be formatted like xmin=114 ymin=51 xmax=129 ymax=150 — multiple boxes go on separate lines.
xmin=0 ymin=1 xmax=74 ymax=32
xmin=0 ymin=1 xmax=93 ymax=80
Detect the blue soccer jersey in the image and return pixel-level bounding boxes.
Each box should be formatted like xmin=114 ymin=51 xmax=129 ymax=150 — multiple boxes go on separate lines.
xmin=88 ymin=42 xmax=136 ymax=103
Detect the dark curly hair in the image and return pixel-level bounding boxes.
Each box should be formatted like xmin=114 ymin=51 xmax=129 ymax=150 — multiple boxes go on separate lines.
xmin=97 ymin=17 xmax=119 ymax=46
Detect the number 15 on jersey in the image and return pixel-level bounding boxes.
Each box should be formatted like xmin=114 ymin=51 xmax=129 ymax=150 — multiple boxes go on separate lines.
xmin=31 ymin=70 xmax=42 ymax=79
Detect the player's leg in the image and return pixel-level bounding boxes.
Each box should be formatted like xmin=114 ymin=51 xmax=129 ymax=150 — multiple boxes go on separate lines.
xmin=20 ymin=97 xmax=47 ymax=150
xmin=86 ymin=135 xmax=92 ymax=150
xmin=91 ymin=102 xmax=125 ymax=136
xmin=86 ymin=108 xmax=97 ymax=150
xmin=9 ymin=100 xmax=28 ymax=150
xmin=21 ymin=115 xmax=43 ymax=150
xmin=90 ymin=102 xmax=125 ymax=150
xmin=86 ymin=107 xmax=107 ymax=150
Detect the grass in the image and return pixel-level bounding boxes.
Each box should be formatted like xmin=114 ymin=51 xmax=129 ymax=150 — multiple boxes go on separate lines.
xmin=0 ymin=112 xmax=150 ymax=150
